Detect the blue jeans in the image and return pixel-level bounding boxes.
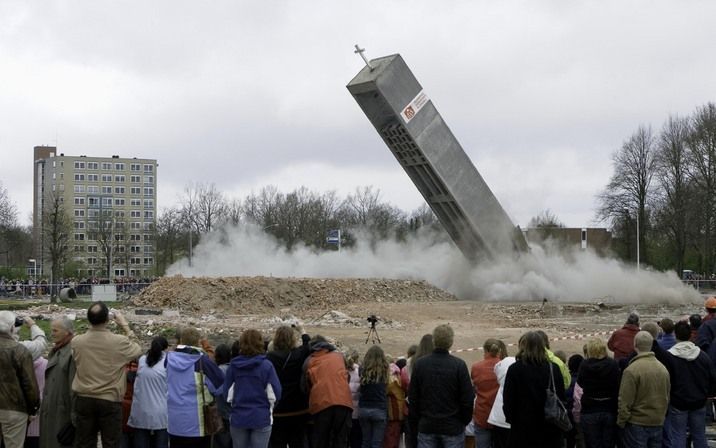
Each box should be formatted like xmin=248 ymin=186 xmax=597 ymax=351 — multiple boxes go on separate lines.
xmin=663 ymin=405 xmax=707 ymax=448
xmin=230 ymin=425 xmax=272 ymax=448
xmin=132 ymin=429 xmax=169 ymax=448
xmin=621 ymin=423 xmax=661 ymax=448
xmin=580 ymin=412 xmax=616 ymax=448
xmin=473 ymin=425 xmax=491 ymax=448
xmin=358 ymin=407 xmax=387 ymax=448
xmin=416 ymin=432 xmax=465 ymax=448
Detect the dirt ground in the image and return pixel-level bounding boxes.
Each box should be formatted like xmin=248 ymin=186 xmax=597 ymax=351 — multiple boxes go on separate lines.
xmin=24 ymin=299 xmax=704 ymax=367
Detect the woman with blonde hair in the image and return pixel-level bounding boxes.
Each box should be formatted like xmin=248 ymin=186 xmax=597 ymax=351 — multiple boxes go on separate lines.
xmin=575 ymin=338 xmax=620 ymax=448
xmin=358 ymin=345 xmax=390 ymax=448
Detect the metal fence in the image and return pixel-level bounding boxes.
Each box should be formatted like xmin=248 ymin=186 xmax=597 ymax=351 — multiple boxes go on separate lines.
xmin=0 ymin=281 xmax=154 ymax=300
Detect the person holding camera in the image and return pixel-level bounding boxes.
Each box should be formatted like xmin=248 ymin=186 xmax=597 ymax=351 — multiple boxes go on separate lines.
xmin=0 ymin=311 xmax=40 ymax=448
xmin=12 ymin=315 xmax=48 ymax=361
xmin=71 ymin=302 xmax=143 ymax=448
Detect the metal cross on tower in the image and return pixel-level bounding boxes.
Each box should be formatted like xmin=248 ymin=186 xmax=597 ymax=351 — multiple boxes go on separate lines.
xmin=354 ymin=44 xmax=374 ymax=70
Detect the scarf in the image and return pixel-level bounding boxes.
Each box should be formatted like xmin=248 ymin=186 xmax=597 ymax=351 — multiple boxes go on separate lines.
xmin=50 ymin=333 xmax=74 ymax=356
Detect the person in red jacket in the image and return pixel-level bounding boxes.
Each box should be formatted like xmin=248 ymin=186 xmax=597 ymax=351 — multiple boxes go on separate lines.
xmin=470 ymin=339 xmax=507 ymax=448
xmin=301 ymin=335 xmax=353 ymax=448
xmin=607 ymin=313 xmax=640 ymax=360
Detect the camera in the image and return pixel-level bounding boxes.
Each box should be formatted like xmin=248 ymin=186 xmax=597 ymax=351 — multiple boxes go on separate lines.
xmin=367 ymin=314 xmax=379 ymax=325
xmin=14 ymin=317 xmax=24 ymax=327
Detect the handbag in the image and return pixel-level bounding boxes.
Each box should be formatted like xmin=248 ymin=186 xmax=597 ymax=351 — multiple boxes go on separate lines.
xmin=544 ymin=363 xmax=572 ymax=432
xmin=56 ymin=421 xmax=76 ymax=445
xmin=199 ymin=356 xmax=225 ymax=435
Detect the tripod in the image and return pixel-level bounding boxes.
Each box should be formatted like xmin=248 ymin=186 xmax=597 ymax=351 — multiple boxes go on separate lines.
xmin=365 ymin=322 xmax=381 ymax=344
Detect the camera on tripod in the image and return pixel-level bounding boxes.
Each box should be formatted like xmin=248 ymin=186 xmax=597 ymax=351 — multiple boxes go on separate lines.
xmin=367 ymin=314 xmax=379 ymax=326
xmin=365 ymin=314 xmax=381 ymax=344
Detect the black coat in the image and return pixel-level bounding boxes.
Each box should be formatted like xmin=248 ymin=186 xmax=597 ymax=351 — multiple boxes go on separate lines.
xmin=408 ymin=349 xmax=474 ymax=436
xmin=577 ymin=357 xmax=620 ymax=414
xmin=266 ymin=334 xmax=311 ymax=414
xmin=503 ymin=360 xmax=565 ymax=448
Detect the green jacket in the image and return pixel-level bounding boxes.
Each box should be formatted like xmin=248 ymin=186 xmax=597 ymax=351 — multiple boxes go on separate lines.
xmin=547 ymin=349 xmax=571 ymax=390
xmin=617 ymin=352 xmax=670 ymax=427
xmin=0 ymin=333 xmax=40 ymax=415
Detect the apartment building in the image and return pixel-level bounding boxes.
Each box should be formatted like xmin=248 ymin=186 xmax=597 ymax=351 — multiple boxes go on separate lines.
xmin=33 ymin=146 xmax=157 ymax=278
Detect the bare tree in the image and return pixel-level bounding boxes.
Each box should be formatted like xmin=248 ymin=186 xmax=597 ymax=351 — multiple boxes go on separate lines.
xmin=597 ymin=125 xmax=657 ymax=264
xmin=528 ymin=209 xmax=565 ymax=229
xmin=654 ymin=115 xmax=693 ymax=275
xmin=686 ymin=102 xmax=716 ymax=273
xmin=43 ymin=192 xmax=72 ymax=302
xmin=180 ymin=182 xmax=228 ymax=234
xmin=0 ymin=181 xmax=17 ymax=229
xmin=155 ymin=207 xmax=185 ymax=273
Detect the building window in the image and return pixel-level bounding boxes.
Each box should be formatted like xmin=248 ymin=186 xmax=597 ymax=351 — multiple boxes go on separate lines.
xmin=87 ymin=185 xmax=99 ymax=194
xmin=102 ymin=174 xmax=112 ymax=182
xmin=114 ymin=163 xmax=125 ymax=171
xmin=131 ymin=245 xmax=141 ymax=253
xmin=130 ymin=210 xmax=141 ymax=218
xmin=115 ymin=175 xmax=125 ymax=182
xmin=130 ymin=187 xmax=141 ymax=195
xmin=74 ymin=174 xmax=85 ymax=181
xmin=143 ymin=164 xmax=153 ymax=173
xmin=88 ymin=209 xmax=99 ymax=218
xmin=130 ymin=234 xmax=141 ymax=241
xmin=114 ymin=210 xmax=125 ymax=218
xmin=144 ymin=211 xmax=154 ymax=219
xmin=143 ymin=234 xmax=153 ymax=241
xmin=114 ymin=198 xmax=125 ymax=206
xmin=74 ymin=161 xmax=85 ymax=169
xmin=74 ymin=197 xmax=85 ymax=205
xmin=143 ymin=187 xmax=154 ymax=196
xmin=131 ymin=163 xmax=141 ymax=171
xmin=74 ymin=209 xmax=85 ymax=217
xmin=87 ymin=162 xmax=99 ymax=170
xmin=143 ymin=199 xmax=154 ymax=209
xmin=73 ymin=221 xmax=85 ymax=229
xmin=131 ymin=199 xmax=141 ymax=207
xmin=87 ymin=257 xmax=97 ymax=265
xmin=87 ymin=245 xmax=98 ymax=253
xmin=102 ymin=162 xmax=112 ymax=170
xmin=73 ymin=245 xmax=84 ymax=252
xmin=88 ymin=197 xmax=99 ymax=207
xmin=102 ymin=186 xmax=112 ymax=194
xmin=74 ymin=185 xmax=86 ymax=193
xmin=115 ymin=187 xmax=125 ymax=194
xmin=143 ymin=222 xmax=154 ymax=231
xmin=131 ymin=222 xmax=141 ymax=230
xmin=102 ymin=197 xmax=113 ymax=207
xmin=131 ymin=175 xmax=141 ymax=183
xmin=59 ymin=184 xmax=65 ymax=191
xmin=144 ymin=176 xmax=154 ymax=185
xmin=131 ymin=257 xmax=141 ymax=265
xmin=74 ymin=233 xmax=85 ymax=241
xmin=143 ymin=257 xmax=154 ymax=265
xmin=87 ymin=174 xmax=99 ymax=182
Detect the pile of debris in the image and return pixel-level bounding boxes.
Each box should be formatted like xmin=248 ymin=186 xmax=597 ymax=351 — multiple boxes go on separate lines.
xmin=131 ymin=275 xmax=457 ymax=313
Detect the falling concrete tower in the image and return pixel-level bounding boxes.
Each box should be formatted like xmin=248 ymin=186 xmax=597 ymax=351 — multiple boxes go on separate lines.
xmin=347 ymin=52 xmax=528 ymax=261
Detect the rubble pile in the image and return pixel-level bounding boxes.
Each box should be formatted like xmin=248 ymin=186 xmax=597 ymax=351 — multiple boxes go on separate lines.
xmin=131 ymin=275 xmax=457 ymax=313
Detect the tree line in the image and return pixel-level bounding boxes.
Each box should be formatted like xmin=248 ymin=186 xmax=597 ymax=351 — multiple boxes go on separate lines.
xmin=597 ymin=102 xmax=716 ymax=276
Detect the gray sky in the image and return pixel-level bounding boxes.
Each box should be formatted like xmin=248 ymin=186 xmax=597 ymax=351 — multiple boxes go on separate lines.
xmin=2 ymin=1 xmax=714 ymax=228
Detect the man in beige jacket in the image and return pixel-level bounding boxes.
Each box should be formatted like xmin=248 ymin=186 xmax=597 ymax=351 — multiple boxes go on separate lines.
xmin=71 ymin=301 xmax=143 ymax=448
xmin=617 ymin=330 xmax=670 ymax=447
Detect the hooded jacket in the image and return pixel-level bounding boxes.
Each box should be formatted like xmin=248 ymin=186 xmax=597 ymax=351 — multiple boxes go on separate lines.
xmin=302 ymin=341 xmax=352 ymax=415
xmin=666 ymin=341 xmax=716 ymax=411
xmin=223 ymin=354 xmax=282 ymax=429
xmin=166 ymin=347 xmax=224 ymax=437
xmin=266 ymin=334 xmax=310 ymax=416
xmin=577 ymin=357 xmax=620 ymax=414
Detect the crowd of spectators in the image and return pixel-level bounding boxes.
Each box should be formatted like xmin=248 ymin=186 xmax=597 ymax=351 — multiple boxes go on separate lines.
xmin=3 ymin=297 xmax=716 ymax=448
xmin=0 ymin=277 xmax=157 ymax=298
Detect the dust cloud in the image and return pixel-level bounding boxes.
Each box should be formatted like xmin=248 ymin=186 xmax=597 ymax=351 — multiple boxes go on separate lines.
xmin=167 ymin=224 xmax=700 ymax=304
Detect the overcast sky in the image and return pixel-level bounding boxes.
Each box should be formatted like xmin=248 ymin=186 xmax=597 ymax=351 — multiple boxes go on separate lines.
xmin=1 ymin=1 xmax=714 ymax=229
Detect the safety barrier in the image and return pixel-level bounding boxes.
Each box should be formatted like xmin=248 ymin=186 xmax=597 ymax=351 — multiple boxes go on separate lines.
xmin=451 ymin=329 xmax=617 ymax=354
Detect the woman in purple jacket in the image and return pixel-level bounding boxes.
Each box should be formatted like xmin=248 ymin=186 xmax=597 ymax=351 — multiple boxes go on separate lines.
xmin=223 ymin=329 xmax=282 ymax=448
